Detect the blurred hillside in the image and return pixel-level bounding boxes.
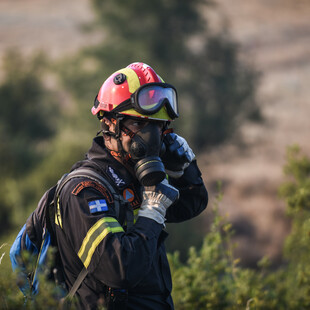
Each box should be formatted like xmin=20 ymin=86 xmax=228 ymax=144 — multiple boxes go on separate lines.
xmin=203 ymin=0 xmax=310 ymax=265
xmin=0 ymin=0 xmax=99 ymax=60
xmin=1 ymin=0 xmax=310 ymax=266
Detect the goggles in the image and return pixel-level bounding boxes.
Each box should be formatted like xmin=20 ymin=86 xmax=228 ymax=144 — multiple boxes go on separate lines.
xmin=113 ymin=83 xmax=179 ymax=120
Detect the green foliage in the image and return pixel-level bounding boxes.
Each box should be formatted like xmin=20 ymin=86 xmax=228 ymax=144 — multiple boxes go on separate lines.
xmin=0 ymin=241 xmax=25 ymax=309
xmin=279 ymin=146 xmax=310 ymax=267
xmin=279 ymin=145 xmax=310 ymax=214
xmin=168 ymin=192 xmax=259 ymax=309
xmin=0 ymin=51 xmax=61 ymax=234
xmin=168 ymin=199 xmax=287 ymax=309
xmin=0 ymin=50 xmax=59 ymax=177
xmin=0 ymin=239 xmax=78 ymax=310
xmin=0 ymin=49 xmax=94 ymax=233
xmin=59 ymin=0 xmax=260 ymax=151
xmin=278 ymin=146 xmax=310 ymax=308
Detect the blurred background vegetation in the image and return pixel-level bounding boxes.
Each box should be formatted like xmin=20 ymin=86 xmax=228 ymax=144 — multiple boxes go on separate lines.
xmin=1 ymin=0 xmax=309 ymax=308
xmin=0 ymin=0 xmax=260 ymax=253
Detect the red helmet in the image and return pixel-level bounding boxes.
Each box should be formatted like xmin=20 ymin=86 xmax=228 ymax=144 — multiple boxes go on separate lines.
xmin=92 ymin=62 xmax=178 ymax=121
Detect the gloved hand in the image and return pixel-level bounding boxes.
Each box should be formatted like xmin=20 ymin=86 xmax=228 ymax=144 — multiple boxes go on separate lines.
xmin=138 ymin=179 xmax=179 ymax=224
xmin=162 ymin=133 xmax=195 ymax=178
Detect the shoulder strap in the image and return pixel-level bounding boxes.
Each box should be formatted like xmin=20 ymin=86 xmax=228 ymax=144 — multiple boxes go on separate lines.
xmin=55 ymin=167 xmax=130 ymax=302
xmin=59 ymin=266 xmax=88 ymax=307
xmin=55 ymin=167 xmax=123 ymax=220
xmin=82 ymin=159 xmax=134 ymax=227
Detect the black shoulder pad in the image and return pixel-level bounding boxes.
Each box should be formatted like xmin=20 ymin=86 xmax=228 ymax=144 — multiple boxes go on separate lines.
xmin=71 ymin=179 xmax=114 ymax=204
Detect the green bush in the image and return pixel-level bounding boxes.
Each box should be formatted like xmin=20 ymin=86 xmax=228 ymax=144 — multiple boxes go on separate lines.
xmin=278 ymin=146 xmax=310 ymax=309
xmin=0 ymin=51 xmax=60 ymax=235
xmin=169 ymin=196 xmax=288 ymax=309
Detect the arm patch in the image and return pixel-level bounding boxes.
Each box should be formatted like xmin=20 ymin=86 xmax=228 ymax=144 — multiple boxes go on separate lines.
xmin=72 ymin=181 xmax=114 ymax=204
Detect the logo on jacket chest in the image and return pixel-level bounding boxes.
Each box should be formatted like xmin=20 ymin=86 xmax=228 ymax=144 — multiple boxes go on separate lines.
xmin=106 ymin=166 xmax=126 ymax=188
xmin=122 ymin=186 xmax=141 ymax=209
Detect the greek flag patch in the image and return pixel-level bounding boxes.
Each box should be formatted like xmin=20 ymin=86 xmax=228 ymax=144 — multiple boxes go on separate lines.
xmin=88 ymin=199 xmax=108 ymax=214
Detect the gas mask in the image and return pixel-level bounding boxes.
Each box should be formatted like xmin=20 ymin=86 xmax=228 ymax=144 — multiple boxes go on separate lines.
xmin=127 ymin=122 xmax=166 ymax=186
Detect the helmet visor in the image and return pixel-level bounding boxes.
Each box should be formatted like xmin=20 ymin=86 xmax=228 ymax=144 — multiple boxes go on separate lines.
xmin=133 ymin=83 xmax=179 ymax=119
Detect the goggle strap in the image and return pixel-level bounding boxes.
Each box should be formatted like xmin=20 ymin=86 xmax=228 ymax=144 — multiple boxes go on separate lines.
xmin=111 ymin=99 xmax=132 ymax=114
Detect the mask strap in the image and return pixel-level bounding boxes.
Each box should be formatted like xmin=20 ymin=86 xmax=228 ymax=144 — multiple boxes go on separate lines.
xmin=100 ymin=115 xmax=133 ymax=164
xmin=113 ymin=117 xmax=134 ymax=165
xmin=119 ymin=123 xmax=136 ymax=139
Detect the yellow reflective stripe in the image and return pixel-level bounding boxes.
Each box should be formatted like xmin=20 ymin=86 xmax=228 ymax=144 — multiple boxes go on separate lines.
xmin=121 ymin=107 xmax=171 ymax=121
xmin=123 ymin=208 xmax=140 ymax=227
xmin=133 ymin=208 xmax=139 ymax=224
xmin=55 ymin=197 xmax=63 ymax=229
xmin=78 ymin=217 xmax=116 ymax=258
xmin=117 ymin=68 xmax=140 ymax=93
xmin=83 ymin=226 xmax=124 ymax=268
xmin=78 ymin=217 xmax=124 ymax=268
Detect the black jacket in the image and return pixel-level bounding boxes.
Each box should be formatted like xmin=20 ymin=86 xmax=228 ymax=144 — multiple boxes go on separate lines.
xmin=55 ymin=136 xmax=208 ymax=310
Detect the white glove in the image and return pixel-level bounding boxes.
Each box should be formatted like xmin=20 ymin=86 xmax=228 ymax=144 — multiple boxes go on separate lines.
xmin=138 ymin=179 xmax=179 ymax=224
xmin=162 ymin=133 xmax=195 ymax=178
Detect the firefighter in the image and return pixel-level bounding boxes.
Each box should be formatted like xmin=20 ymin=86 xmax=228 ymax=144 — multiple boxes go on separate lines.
xmin=55 ymin=62 xmax=208 ymax=309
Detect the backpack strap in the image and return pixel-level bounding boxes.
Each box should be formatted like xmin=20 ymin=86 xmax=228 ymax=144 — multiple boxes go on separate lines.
xmin=83 ymin=159 xmax=134 ymax=228
xmin=58 ymin=266 xmax=89 ymax=309
xmin=54 ymin=167 xmax=132 ymax=304
xmin=55 ymin=168 xmax=128 ymax=221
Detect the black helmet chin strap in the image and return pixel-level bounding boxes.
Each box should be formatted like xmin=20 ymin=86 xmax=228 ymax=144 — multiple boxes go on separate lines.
xmin=102 ymin=115 xmax=135 ymax=165
xmin=115 ymin=117 xmax=128 ymax=163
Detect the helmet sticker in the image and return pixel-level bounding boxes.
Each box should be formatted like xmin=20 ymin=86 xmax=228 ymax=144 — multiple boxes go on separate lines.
xmin=113 ymin=73 xmax=126 ymax=85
